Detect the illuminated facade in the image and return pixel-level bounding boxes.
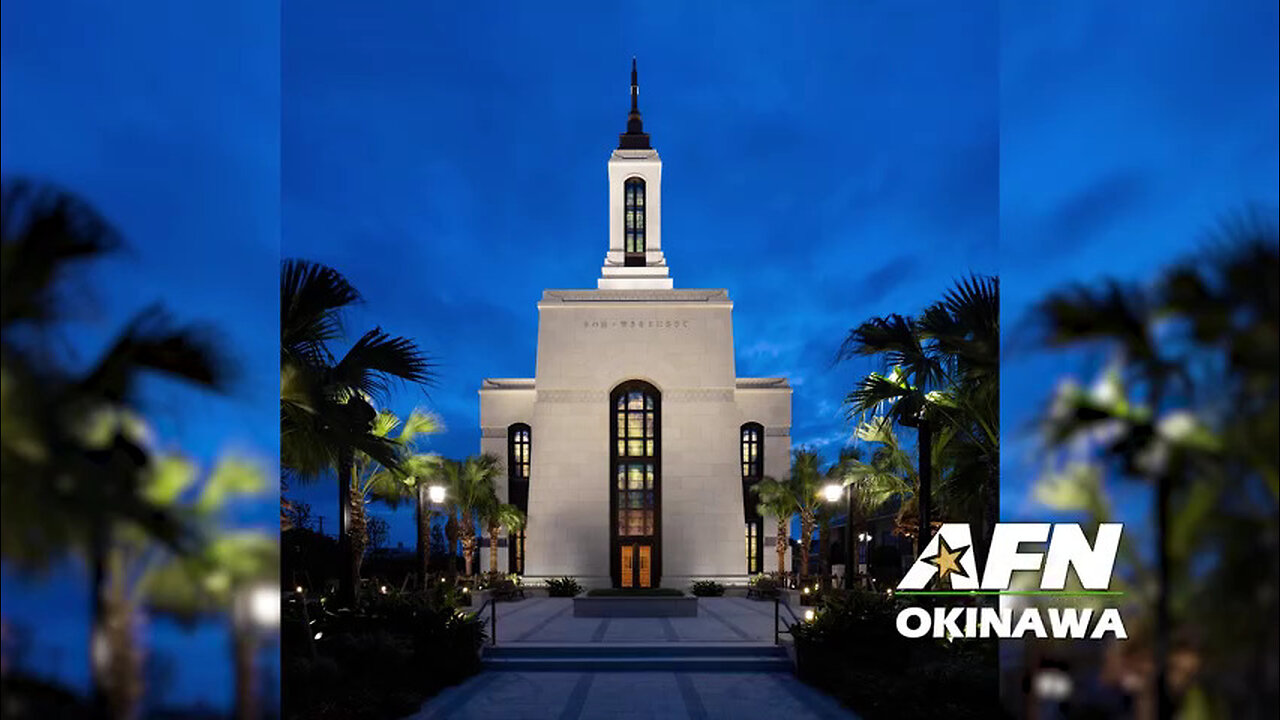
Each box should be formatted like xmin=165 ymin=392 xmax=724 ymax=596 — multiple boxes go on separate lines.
xmin=479 ymin=62 xmax=791 ymax=588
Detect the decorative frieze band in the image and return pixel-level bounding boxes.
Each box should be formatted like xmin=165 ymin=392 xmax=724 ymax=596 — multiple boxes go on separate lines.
xmin=534 ymin=388 xmax=738 ymax=403
xmin=765 ymin=426 xmax=791 ymax=437
xmin=480 ymin=427 xmax=508 ymax=438
xmin=665 ymin=388 xmax=734 ymax=403
xmin=537 ymin=389 xmax=608 ymax=403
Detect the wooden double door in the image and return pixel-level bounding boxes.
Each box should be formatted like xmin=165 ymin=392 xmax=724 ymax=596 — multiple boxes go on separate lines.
xmin=618 ymin=542 xmax=654 ymax=588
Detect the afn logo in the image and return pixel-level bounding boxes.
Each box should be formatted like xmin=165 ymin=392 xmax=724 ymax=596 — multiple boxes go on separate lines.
xmin=893 ymin=523 xmax=1128 ymax=640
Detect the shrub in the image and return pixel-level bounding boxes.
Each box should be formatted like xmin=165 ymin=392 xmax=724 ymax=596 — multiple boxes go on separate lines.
xmin=689 ymin=580 xmax=725 ymax=596
xmin=748 ymin=574 xmax=779 ymax=598
xmin=282 ymin=589 xmax=485 ymax=719
xmin=545 ymin=576 xmax=582 ymax=597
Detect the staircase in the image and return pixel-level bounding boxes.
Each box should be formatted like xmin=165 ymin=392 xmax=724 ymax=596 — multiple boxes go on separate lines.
xmin=482 ymin=642 xmax=792 ymax=672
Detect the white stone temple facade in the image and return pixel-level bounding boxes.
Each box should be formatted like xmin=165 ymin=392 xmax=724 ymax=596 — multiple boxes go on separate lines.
xmin=479 ymin=62 xmax=791 ymax=588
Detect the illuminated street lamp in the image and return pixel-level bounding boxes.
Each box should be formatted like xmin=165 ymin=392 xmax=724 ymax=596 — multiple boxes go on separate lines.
xmin=429 ymin=484 xmax=446 ymax=504
xmin=232 ymin=583 xmax=281 ymax=720
xmin=822 ymin=483 xmax=843 ymax=503
xmin=822 ymin=481 xmax=856 ymax=590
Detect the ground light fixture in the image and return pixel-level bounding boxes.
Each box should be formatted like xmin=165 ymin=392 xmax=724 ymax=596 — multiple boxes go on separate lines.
xmin=803 ymin=609 xmax=816 ymax=622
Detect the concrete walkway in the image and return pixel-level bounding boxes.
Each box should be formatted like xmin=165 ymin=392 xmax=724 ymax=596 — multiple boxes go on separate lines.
xmin=408 ymin=670 xmax=857 ymax=719
xmin=408 ymin=596 xmax=859 ymax=719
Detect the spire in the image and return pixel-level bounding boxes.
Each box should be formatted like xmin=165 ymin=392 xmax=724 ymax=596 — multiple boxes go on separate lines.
xmin=618 ymin=57 xmax=651 ymax=150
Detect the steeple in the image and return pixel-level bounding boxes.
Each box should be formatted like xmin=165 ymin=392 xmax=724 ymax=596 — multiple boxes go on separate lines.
xmin=618 ymin=57 xmax=651 ymax=150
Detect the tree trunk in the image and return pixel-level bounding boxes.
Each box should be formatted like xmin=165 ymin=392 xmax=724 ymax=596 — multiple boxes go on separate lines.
xmin=416 ymin=484 xmax=431 ymax=585
xmin=336 ymin=446 xmax=356 ymax=606
xmin=461 ymin=512 xmax=477 ymax=577
xmin=350 ymin=492 xmax=368 ymax=588
xmin=799 ymin=511 xmax=815 ymax=579
xmin=917 ymin=418 xmax=934 ymax=551
xmin=232 ymin=626 xmax=257 ymax=720
xmin=488 ymin=521 xmax=500 ymax=574
xmin=775 ymin=517 xmax=789 ymax=580
xmin=99 ymin=549 xmax=142 ymax=720
xmin=1156 ymin=472 xmax=1172 ymax=720
xmin=90 ymin=522 xmax=110 ymax=720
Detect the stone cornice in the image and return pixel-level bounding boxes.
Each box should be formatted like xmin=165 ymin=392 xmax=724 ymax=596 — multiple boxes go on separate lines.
xmin=541 ymin=289 xmax=729 ymax=304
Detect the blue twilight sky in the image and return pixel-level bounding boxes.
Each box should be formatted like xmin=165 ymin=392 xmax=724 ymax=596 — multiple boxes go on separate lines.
xmin=281 ymin=0 xmax=998 ymax=546
xmin=1 ymin=0 xmax=1277 ymax=710
xmin=1 ymin=0 xmax=279 ymax=710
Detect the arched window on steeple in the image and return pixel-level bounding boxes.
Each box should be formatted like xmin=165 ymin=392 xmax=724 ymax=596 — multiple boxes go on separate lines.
xmin=624 ymin=177 xmax=646 ymax=266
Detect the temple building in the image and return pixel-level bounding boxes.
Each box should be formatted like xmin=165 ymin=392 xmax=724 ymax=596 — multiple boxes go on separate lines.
xmin=479 ymin=61 xmax=792 ymax=588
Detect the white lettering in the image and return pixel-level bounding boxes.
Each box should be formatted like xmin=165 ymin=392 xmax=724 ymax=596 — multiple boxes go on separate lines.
xmin=896 ymin=608 xmax=931 ymax=638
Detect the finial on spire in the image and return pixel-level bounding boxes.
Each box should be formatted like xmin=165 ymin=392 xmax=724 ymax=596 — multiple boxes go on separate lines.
xmin=631 ymin=57 xmax=639 ymax=112
xmin=619 ymin=57 xmax=651 ymax=150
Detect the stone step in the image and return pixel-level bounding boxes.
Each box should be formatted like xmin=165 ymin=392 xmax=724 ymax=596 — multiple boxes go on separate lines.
xmin=486 ymin=642 xmax=786 ymax=659
xmin=482 ymin=655 xmax=793 ymax=672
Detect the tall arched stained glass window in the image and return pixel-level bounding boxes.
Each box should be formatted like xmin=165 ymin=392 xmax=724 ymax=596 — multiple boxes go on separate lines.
xmin=741 ymin=422 xmax=764 ymax=574
xmin=507 ymin=423 xmax=531 ymax=574
xmin=610 ymin=380 xmax=661 ymax=588
xmin=624 ymin=177 xmax=646 ymax=266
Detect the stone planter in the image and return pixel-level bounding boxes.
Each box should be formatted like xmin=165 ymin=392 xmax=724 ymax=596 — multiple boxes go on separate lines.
xmin=573 ymin=595 xmax=699 ymax=617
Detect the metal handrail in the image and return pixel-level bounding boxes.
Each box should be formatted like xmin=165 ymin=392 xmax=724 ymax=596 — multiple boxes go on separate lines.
xmin=774 ymin=593 xmax=801 ymax=645
xmin=473 ymin=595 xmax=498 ymax=646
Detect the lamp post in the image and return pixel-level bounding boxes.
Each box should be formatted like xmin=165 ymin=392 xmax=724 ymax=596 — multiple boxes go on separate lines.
xmin=822 ymin=482 xmax=856 ymax=590
xmin=231 ymin=584 xmax=281 ymax=720
xmin=421 ymin=485 xmax=446 ymax=585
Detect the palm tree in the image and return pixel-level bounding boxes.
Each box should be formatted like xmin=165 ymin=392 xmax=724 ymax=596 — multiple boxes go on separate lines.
xmin=481 ymin=500 xmax=526 ymax=575
xmin=402 ymin=452 xmax=444 ymax=584
xmin=280 ymin=259 xmax=433 ymax=605
xmin=787 ymin=449 xmax=827 ymax=579
xmin=350 ymin=409 xmax=440 ymax=583
xmin=1033 ymin=215 xmax=1277 ymax=719
xmin=838 ymin=274 xmax=999 ymax=554
xmin=440 ymin=454 xmax=504 ymax=577
xmin=2 ymin=180 xmax=231 ymax=717
xmin=752 ymin=476 xmax=794 ymax=580
xmin=135 ymin=453 xmax=276 ymax=720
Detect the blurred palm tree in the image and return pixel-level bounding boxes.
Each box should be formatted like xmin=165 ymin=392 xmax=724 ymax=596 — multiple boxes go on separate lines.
xmin=1 ymin=180 xmax=232 ymax=717
xmin=838 ymin=274 xmax=999 ymax=556
xmin=111 ymin=449 xmax=275 ymax=720
xmin=279 ymin=259 xmax=433 ymax=605
xmin=1033 ymin=212 xmax=1278 ymax=718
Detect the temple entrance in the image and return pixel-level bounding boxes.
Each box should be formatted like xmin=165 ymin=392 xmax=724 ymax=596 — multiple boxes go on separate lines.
xmin=610 ymin=381 xmax=662 ymax=589
xmin=619 ymin=543 xmax=654 ymax=588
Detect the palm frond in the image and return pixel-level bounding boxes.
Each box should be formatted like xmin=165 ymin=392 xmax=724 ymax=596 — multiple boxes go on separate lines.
xmin=332 ymin=327 xmax=434 ymax=401
xmin=79 ymin=306 xmax=233 ymax=403
xmin=280 ymin=259 xmax=360 ymax=366
xmin=1 ymin=179 xmax=123 ymax=328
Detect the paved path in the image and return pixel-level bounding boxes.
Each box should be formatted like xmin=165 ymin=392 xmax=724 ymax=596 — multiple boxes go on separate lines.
xmin=408 ymin=670 xmax=857 ymax=719
xmin=408 ymin=596 xmax=858 ymax=719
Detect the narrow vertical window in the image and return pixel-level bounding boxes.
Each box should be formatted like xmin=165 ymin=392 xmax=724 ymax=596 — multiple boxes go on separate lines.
xmin=611 ymin=380 xmax=661 ymax=588
xmin=507 ymin=423 xmax=531 ymax=575
xmin=624 ymin=177 xmax=646 ymax=266
xmin=741 ymin=422 xmax=764 ymax=574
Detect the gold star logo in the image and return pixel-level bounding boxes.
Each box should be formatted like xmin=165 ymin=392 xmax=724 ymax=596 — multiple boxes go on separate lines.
xmin=925 ymin=536 xmax=970 ymax=583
